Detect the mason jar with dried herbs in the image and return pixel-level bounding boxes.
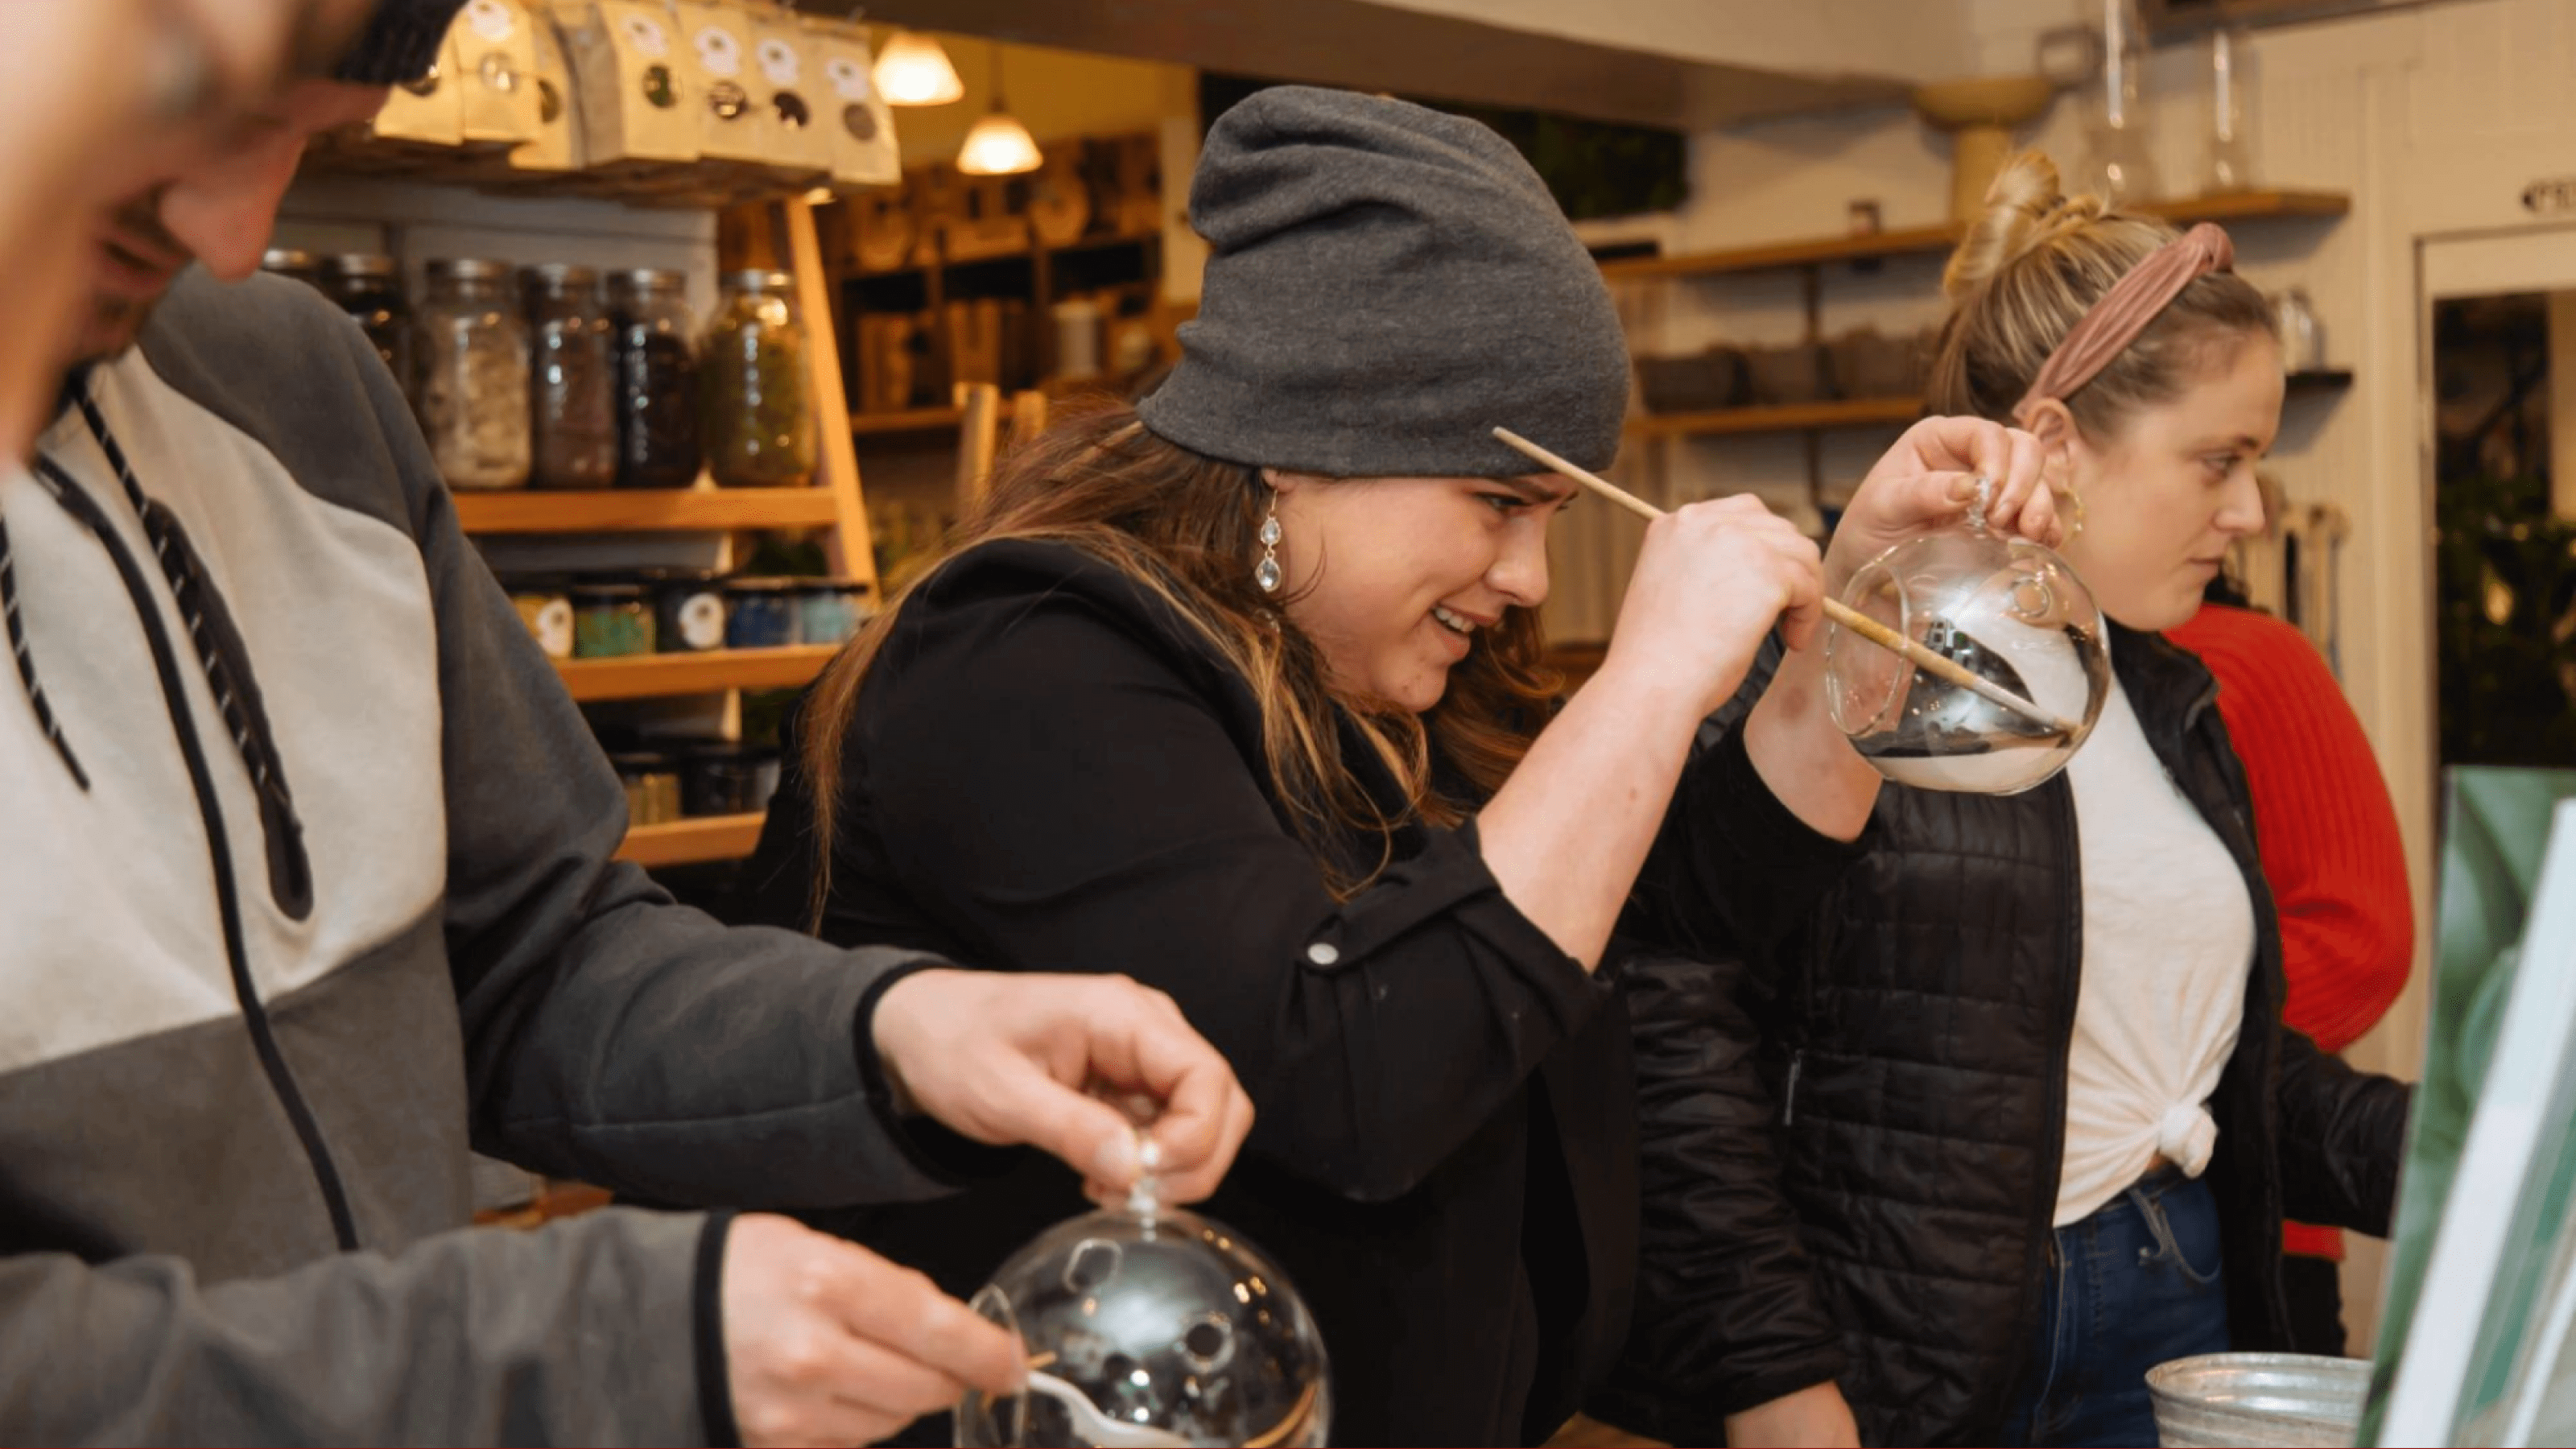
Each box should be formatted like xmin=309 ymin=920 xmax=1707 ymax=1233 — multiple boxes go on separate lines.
xmin=570 ymin=580 xmax=656 ymax=658
xmin=701 ymin=270 xmax=817 ymax=489
xmin=323 ymin=254 xmax=414 ymax=399
xmin=522 ymin=262 xmax=618 ymax=490
xmin=415 ymin=258 xmax=532 ymax=491
xmin=607 ymin=267 xmax=703 ymax=489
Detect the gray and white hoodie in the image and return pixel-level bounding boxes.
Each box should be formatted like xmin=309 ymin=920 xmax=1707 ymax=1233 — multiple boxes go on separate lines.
xmin=0 ymin=269 xmax=960 ymax=1443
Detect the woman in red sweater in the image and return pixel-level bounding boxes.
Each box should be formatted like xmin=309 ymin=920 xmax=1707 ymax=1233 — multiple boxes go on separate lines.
xmin=2168 ymin=591 xmax=2414 ymax=1354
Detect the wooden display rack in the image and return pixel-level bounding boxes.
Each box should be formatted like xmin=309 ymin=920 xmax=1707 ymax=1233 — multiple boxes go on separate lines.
xmin=444 ymin=196 xmax=882 ymax=869
xmin=814 ymin=135 xmax=1174 ymax=428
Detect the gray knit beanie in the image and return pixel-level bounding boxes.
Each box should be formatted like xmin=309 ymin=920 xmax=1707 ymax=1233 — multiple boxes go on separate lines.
xmin=1137 ymin=87 xmax=1629 ymax=479
xmin=332 ymin=0 xmax=468 ymax=85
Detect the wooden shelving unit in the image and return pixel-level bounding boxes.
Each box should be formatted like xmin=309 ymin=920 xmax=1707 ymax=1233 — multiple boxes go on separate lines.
xmin=299 ymin=159 xmax=884 ymax=871
xmin=553 ymin=645 xmax=839 ymax=703
xmin=615 ymin=813 xmax=767 ymax=868
xmin=1629 ymin=396 xmax=1922 ymax=440
xmin=1600 ymin=190 xmax=2350 ymax=283
xmin=2152 ymin=189 xmax=2350 ymax=225
xmin=452 ymin=487 xmax=842 ymax=535
xmin=1601 ymin=224 xmax=1960 ymax=282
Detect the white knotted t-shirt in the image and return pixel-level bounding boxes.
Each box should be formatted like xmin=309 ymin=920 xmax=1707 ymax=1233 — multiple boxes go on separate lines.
xmin=2054 ymin=670 xmax=2256 ymax=1227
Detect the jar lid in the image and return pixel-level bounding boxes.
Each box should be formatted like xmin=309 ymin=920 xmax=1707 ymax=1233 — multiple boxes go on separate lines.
xmin=724 ymin=270 xmax=796 ymax=294
xmin=631 ymin=566 xmax=724 ymax=587
xmin=568 ymin=582 xmax=648 ymax=601
xmin=425 ymin=258 xmax=515 ymax=282
xmin=522 ymin=262 xmax=601 ymax=290
xmin=329 ymin=254 xmax=400 ymax=279
xmin=607 ymin=749 xmax=682 ymax=771
xmin=262 ymin=248 xmax=318 ymax=273
xmin=609 ymin=266 xmax=690 ymax=293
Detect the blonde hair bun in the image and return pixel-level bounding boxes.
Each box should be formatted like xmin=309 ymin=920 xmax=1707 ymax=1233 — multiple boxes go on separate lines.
xmin=1942 ymin=151 xmax=2108 ymax=301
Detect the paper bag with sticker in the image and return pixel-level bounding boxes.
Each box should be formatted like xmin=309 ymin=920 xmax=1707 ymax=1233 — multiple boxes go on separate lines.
xmin=510 ymin=7 xmax=580 ymax=171
xmin=369 ymin=21 xmax=465 ymax=147
xmin=671 ymin=2 xmax=769 ymax=167
xmin=802 ymin=16 xmax=900 ymax=190
xmin=745 ymin=2 xmax=828 ymax=181
xmin=453 ymin=0 xmax=543 ymax=146
xmin=552 ymin=0 xmax=696 ymax=168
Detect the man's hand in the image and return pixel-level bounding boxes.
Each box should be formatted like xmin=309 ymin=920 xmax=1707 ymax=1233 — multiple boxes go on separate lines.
xmin=869 ymin=969 xmax=1255 ymax=1203
xmin=720 ymin=1215 xmax=1021 ymax=1448
xmin=1725 ymin=1381 xmax=1861 ymax=1447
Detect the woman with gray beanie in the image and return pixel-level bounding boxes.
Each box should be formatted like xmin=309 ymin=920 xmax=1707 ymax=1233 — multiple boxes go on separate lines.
xmin=745 ymin=85 xmax=2060 ymax=1444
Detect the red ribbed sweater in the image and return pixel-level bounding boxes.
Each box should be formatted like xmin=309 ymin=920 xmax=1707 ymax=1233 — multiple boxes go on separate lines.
xmin=2165 ymin=604 xmax=2414 ymax=1260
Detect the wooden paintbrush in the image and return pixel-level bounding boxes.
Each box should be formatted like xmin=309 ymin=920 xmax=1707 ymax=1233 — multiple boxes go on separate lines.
xmin=1490 ymin=426 xmax=2079 ymax=736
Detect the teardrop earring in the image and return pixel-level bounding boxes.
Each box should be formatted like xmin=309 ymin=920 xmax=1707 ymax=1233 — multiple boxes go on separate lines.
xmin=1255 ymin=494 xmax=1283 ymax=594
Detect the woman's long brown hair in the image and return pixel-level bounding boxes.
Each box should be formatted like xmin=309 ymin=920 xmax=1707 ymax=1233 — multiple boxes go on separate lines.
xmin=798 ymin=397 xmax=1558 ymax=927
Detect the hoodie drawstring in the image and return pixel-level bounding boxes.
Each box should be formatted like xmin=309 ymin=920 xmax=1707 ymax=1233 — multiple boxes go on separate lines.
xmin=22 ymin=385 xmax=313 ymax=919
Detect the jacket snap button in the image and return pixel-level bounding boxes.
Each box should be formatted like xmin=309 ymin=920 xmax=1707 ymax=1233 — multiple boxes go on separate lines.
xmin=1306 ymin=942 xmax=1340 ymax=966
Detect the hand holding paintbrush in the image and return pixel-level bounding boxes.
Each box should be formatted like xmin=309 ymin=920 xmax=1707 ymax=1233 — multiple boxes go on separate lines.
xmin=1491 ymin=424 xmax=2080 ymax=737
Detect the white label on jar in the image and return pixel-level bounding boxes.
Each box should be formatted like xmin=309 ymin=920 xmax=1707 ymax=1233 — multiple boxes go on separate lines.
xmin=620 ymin=13 xmax=668 ymax=57
xmin=824 ymin=56 xmax=869 ymax=102
xmin=694 ymin=24 xmax=744 ymax=76
xmin=535 ymin=600 xmax=575 ymax=659
xmin=679 ymin=594 xmax=725 ymax=650
xmin=758 ymin=38 xmax=801 ymax=86
xmin=465 ymin=0 xmax=514 ymax=43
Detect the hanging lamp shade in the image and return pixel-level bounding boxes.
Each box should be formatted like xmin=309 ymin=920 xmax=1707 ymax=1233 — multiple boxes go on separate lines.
xmin=956 ymin=39 xmax=1041 ymax=176
xmin=873 ymin=31 xmax=964 ymax=106
xmin=958 ymin=110 xmax=1042 ymax=175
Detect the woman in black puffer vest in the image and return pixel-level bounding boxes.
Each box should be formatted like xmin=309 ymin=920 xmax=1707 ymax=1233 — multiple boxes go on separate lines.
xmin=1593 ymin=153 xmax=2413 ymax=1449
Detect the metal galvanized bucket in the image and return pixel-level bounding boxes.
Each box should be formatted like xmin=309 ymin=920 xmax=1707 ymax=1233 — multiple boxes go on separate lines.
xmin=2145 ymin=1352 xmax=2370 ymax=1448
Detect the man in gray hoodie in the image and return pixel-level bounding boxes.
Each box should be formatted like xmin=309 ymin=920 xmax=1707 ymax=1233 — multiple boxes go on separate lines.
xmin=0 ymin=3 xmax=1254 ymax=1443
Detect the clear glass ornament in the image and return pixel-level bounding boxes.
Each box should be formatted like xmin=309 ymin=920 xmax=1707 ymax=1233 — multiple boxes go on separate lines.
xmin=956 ymin=1185 xmax=1329 ymax=1449
xmin=1824 ymin=500 xmax=2112 ymax=795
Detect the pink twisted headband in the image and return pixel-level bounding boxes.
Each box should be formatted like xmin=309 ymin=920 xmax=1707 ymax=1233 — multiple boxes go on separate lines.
xmin=2011 ymin=221 xmax=2238 ymax=433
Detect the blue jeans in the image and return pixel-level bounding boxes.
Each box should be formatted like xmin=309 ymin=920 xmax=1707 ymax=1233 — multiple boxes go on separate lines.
xmin=1999 ymin=1166 xmax=2232 ymax=1447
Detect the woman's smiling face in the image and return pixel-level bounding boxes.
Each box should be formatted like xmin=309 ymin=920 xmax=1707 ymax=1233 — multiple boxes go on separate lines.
xmin=1267 ymin=469 xmax=1573 ymax=712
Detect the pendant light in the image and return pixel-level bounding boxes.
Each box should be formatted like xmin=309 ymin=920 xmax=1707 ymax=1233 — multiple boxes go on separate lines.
xmin=873 ymin=29 xmax=964 ymax=106
xmin=956 ymin=40 xmax=1042 ymax=176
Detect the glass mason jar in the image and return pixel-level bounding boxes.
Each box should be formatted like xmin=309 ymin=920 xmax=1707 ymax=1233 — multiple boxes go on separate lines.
xmin=701 ymin=270 xmax=818 ymax=489
xmin=607 ymin=267 xmax=704 ymax=489
xmin=324 ymin=254 xmax=414 ymax=400
xmin=2075 ymin=0 xmax=2161 ymax=205
xmin=522 ymin=262 xmax=619 ymax=490
xmin=415 ymin=258 xmax=533 ymax=491
xmin=2202 ymin=27 xmax=2257 ymax=194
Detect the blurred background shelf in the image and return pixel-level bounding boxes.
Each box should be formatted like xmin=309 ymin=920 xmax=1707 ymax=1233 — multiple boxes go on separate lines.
xmin=616 ymin=814 xmax=767 ymax=868
xmin=850 ymin=405 xmax=969 ymax=436
xmin=451 ymin=488 xmax=843 ymax=535
xmin=554 ymin=646 xmax=840 ymax=702
xmin=1600 ymin=190 xmax=2351 ymax=282
xmin=1628 ymin=396 xmax=1924 ymax=440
